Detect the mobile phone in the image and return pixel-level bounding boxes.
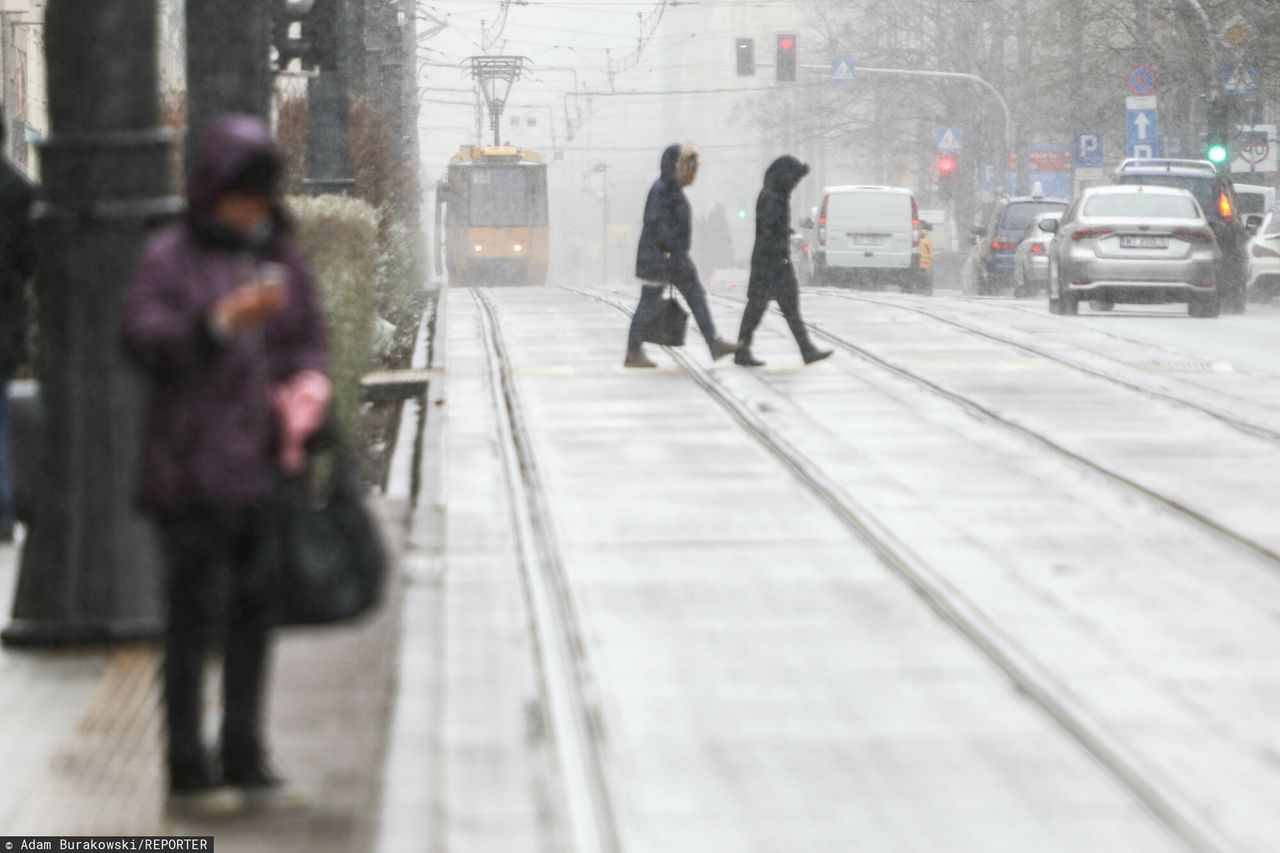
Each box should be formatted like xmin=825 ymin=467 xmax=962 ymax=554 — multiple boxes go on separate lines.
xmin=257 ymin=262 xmax=289 ymax=295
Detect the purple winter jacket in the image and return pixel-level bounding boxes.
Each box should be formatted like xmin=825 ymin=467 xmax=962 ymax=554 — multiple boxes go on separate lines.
xmin=121 ymin=115 xmax=329 ymax=509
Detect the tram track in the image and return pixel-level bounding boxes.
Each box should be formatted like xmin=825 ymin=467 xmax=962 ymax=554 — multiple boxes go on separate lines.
xmin=472 ymin=288 xmax=621 ymax=853
xmin=704 ymin=289 xmax=1280 ymax=573
xmin=818 ymin=289 xmax=1280 ymax=443
xmin=566 ymin=284 xmax=1240 ymax=853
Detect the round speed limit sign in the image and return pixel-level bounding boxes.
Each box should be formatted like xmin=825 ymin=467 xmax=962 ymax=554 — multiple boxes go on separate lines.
xmin=1242 ymin=136 xmax=1269 ymax=165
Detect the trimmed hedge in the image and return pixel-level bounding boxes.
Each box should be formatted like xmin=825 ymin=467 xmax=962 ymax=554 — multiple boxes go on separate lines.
xmin=288 ymin=194 xmax=380 ymax=434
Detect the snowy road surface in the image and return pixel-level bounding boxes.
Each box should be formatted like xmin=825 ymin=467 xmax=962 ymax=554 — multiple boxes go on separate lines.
xmin=381 ymin=280 xmax=1280 ymax=853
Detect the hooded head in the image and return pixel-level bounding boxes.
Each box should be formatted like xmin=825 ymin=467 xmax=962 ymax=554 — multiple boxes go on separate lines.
xmin=763 ymin=155 xmax=809 ymax=194
xmin=660 ymin=143 xmax=700 ymax=188
xmin=187 ymin=114 xmax=285 ymax=243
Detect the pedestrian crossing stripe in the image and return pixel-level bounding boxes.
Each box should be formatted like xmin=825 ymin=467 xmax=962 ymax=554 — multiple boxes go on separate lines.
xmin=832 ymin=61 xmax=855 ymax=81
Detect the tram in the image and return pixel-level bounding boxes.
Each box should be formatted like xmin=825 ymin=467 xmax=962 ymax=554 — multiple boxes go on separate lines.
xmin=435 ymin=145 xmax=549 ymax=286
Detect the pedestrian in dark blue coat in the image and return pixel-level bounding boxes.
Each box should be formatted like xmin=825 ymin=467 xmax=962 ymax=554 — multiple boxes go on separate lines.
xmin=0 ymin=111 xmax=35 ymax=543
xmin=735 ymin=155 xmax=831 ymax=367
xmin=625 ymin=144 xmax=738 ymax=368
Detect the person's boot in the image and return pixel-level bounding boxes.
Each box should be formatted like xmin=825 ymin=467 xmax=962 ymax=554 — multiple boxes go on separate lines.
xmin=734 ymin=347 xmax=765 ymax=367
xmin=707 ymin=338 xmax=739 ymax=361
xmin=624 ymin=347 xmax=657 ymax=368
xmin=223 ymin=753 xmax=313 ymax=814
xmin=801 ymin=344 xmax=833 ymax=365
xmin=166 ymin=753 xmax=244 ymax=819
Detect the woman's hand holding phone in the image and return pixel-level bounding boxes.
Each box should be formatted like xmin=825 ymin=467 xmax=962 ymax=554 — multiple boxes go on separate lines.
xmin=212 ymin=263 xmax=290 ymax=335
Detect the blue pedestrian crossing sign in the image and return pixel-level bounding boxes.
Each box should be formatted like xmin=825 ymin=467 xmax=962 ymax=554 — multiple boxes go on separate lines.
xmin=831 ymin=58 xmax=857 ymax=83
xmin=936 ymin=128 xmax=962 ymax=152
xmin=1223 ymin=61 xmax=1261 ymax=97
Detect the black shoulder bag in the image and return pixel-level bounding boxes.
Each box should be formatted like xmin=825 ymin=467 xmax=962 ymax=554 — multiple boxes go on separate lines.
xmin=642 ymin=285 xmax=688 ymax=347
xmin=273 ymin=434 xmax=387 ymax=627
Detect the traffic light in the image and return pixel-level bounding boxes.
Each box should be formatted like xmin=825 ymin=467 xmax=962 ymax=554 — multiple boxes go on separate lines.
xmin=272 ymin=0 xmax=337 ymax=71
xmin=1205 ymin=95 xmax=1231 ymax=167
xmin=735 ymin=38 xmax=755 ymax=76
xmin=936 ymin=154 xmax=958 ymax=200
xmin=775 ymin=33 xmax=797 ymax=82
xmin=737 ymin=206 xmax=749 ymax=220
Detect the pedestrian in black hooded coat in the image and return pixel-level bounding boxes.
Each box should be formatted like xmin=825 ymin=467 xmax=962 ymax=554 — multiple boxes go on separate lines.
xmin=735 ymin=156 xmax=831 ymax=367
xmin=625 ymin=144 xmax=737 ymax=368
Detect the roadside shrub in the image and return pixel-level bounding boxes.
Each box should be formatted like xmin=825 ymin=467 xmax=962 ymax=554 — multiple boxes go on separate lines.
xmin=287 ymin=194 xmax=379 ymax=434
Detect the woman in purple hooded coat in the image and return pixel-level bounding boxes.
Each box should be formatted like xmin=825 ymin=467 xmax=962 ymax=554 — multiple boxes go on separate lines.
xmin=122 ymin=115 xmax=329 ymax=816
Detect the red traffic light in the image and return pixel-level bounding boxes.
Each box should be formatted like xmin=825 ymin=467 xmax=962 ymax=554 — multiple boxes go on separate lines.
xmin=779 ymin=37 xmax=794 ymax=51
xmin=935 ymin=154 xmax=957 ymax=176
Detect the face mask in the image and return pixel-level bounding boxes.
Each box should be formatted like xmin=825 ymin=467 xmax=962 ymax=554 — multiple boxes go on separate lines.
xmin=245 ymin=217 xmax=274 ymax=250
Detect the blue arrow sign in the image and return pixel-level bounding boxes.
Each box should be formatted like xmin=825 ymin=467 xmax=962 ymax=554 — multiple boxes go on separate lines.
xmin=1075 ymin=132 xmax=1103 ymax=168
xmin=1128 ymin=110 xmax=1155 ymax=141
xmin=831 ymin=58 xmax=857 ymax=83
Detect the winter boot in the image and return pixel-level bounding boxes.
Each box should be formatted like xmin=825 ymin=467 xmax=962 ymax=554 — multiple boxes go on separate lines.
xmin=223 ymin=756 xmax=313 ymax=814
xmin=801 ymin=345 xmax=833 ymax=365
xmin=166 ymin=755 xmax=244 ymax=819
xmin=624 ymin=347 xmax=657 ymax=369
xmin=708 ymin=338 xmax=739 ymax=361
xmin=734 ymin=347 xmax=766 ymax=367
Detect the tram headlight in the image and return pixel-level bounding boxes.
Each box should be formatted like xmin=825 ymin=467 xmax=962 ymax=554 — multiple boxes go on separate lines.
xmin=473 ymin=243 xmax=483 ymax=253
xmin=513 ymin=243 xmax=524 ymax=253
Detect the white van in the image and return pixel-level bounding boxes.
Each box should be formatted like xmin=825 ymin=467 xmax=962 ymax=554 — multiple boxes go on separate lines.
xmin=813 ymin=186 xmax=929 ymax=291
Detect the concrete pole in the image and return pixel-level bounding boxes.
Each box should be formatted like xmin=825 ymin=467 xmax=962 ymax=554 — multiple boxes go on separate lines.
xmin=0 ymin=13 xmax=15 ymax=162
xmin=4 ymin=0 xmax=179 ymax=645
xmin=1015 ymin=0 xmax=1030 ymax=195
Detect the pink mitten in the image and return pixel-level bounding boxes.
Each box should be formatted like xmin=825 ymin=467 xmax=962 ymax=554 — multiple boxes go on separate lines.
xmin=273 ymin=370 xmax=333 ymax=474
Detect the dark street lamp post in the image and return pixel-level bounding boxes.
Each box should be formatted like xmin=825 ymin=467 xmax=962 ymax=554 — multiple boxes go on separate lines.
xmin=187 ymin=0 xmax=274 ymax=156
xmin=3 ymin=0 xmax=179 ymax=644
xmin=306 ymin=0 xmax=357 ymax=195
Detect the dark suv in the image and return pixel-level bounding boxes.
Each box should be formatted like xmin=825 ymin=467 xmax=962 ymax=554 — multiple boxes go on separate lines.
xmin=1112 ymin=158 xmax=1248 ymax=313
xmin=974 ymin=192 xmax=1069 ymax=294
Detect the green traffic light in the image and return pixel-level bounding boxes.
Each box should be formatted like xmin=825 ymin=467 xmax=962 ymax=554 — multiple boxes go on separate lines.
xmin=1206 ymin=143 xmax=1229 ymax=164
xmin=737 ymin=208 xmax=748 ymax=219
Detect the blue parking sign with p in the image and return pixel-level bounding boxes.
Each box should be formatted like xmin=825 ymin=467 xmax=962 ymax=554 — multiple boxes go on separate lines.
xmin=1076 ymin=132 xmax=1103 ymax=168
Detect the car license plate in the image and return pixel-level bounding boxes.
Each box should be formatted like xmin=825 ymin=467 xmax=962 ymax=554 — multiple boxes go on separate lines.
xmin=850 ymin=233 xmax=886 ymax=246
xmin=1120 ymin=235 xmax=1168 ymax=249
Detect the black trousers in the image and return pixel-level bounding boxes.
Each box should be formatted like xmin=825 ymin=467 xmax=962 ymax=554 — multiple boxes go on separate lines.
xmin=737 ymin=268 xmax=812 ymax=351
xmin=627 ymin=274 xmax=718 ymax=350
xmin=157 ymin=505 xmax=274 ymax=776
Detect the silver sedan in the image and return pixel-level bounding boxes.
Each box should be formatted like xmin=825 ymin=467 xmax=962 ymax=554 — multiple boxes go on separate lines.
xmin=1042 ymin=185 xmax=1222 ymax=318
xmin=1012 ymin=212 xmax=1062 ymax=298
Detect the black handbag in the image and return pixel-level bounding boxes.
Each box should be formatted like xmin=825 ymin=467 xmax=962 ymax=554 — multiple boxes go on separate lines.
xmin=643 ymin=286 xmax=688 ymax=347
xmin=273 ymin=440 xmax=386 ymax=627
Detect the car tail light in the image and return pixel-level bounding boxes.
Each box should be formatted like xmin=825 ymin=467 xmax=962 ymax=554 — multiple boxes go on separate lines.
xmin=1173 ymin=228 xmax=1214 ymax=245
xmin=818 ymin=196 xmax=829 ymax=246
xmin=1219 ymin=193 xmax=1234 ymax=220
xmin=1030 ymin=243 xmax=1045 ymax=255
xmin=1193 ymin=281 xmax=1214 ymax=289
xmin=802 ymin=243 xmax=810 ymax=253
xmin=991 ymin=238 xmax=1017 ymax=252
xmin=1253 ymin=242 xmax=1280 ymax=259
xmin=912 ymin=198 xmax=920 ymax=248
xmin=1070 ymin=279 xmax=1091 ymax=286
xmin=1072 ymin=227 xmax=1115 ymax=242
